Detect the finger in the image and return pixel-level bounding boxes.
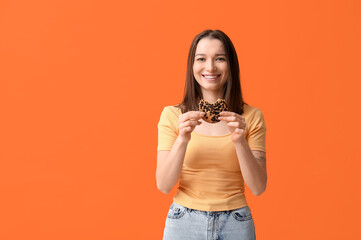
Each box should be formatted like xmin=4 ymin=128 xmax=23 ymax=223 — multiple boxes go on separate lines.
xmin=181 ymin=126 xmax=192 ymax=133
xmin=230 ymin=121 xmax=246 ymax=129
xmin=183 ymin=123 xmax=198 ymax=133
xmin=235 ymin=128 xmax=244 ymax=133
xmin=219 ymin=111 xmax=235 ymax=115
xmin=219 ymin=111 xmax=244 ymax=119
xmin=187 ymin=111 xmax=206 ymax=120
xmin=218 ymin=116 xmax=239 ymax=122
xmin=186 ymin=120 xmax=202 ymax=126
xmin=180 ymin=120 xmax=201 ymax=129
xmin=227 ymin=122 xmax=244 ymax=129
xmin=179 ymin=111 xmax=204 ymax=123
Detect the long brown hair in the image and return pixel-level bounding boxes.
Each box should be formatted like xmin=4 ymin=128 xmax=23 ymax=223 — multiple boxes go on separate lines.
xmin=175 ymin=29 xmax=247 ymax=115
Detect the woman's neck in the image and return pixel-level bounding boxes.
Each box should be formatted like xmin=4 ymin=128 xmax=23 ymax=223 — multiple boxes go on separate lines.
xmin=201 ymin=91 xmax=224 ymax=103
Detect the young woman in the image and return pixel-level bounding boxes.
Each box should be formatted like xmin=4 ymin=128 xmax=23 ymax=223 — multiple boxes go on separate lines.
xmin=156 ymin=29 xmax=267 ymax=240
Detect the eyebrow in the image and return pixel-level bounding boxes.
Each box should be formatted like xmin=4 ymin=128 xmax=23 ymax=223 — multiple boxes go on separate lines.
xmin=195 ymin=53 xmax=226 ymax=56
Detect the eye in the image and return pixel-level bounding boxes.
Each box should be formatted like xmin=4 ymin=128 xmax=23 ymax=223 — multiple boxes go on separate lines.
xmin=216 ymin=57 xmax=226 ymax=61
xmin=196 ymin=58 xmax=205 ymax=61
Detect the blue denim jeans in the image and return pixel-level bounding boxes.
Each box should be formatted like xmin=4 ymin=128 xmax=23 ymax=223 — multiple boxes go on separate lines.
xmin=163 ymin=202 xmax=256 ymax=240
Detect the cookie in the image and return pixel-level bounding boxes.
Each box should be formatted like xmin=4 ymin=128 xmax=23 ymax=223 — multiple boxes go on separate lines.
xmin=198 ymin=99 xmax=228 ymax=123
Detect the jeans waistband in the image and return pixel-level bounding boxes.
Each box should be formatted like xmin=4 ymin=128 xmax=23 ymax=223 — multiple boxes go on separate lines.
xmin=172 ymin=202 xmax=249 ymax=216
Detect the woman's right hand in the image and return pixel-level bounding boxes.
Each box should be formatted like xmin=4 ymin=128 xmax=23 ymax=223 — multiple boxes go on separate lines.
xmin=178 ymin=111 xmax=206 ymax=142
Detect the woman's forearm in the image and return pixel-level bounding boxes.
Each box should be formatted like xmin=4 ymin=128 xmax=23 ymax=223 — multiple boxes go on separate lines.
xmin=233 ymin=138 xmax=267 ymax=196
xmin=157 ymin=136 xmax=188 ymax=194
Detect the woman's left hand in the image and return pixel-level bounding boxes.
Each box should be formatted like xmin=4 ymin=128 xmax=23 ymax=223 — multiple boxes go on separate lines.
xmin=218 ymin=111 xmax=246 ymax=143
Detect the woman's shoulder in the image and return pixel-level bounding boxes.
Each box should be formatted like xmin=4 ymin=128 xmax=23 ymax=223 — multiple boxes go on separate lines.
xmin=242 ymin=103 xmax=264 ymax=119
xmin=161 ymin=105 xmax=182 ymax=117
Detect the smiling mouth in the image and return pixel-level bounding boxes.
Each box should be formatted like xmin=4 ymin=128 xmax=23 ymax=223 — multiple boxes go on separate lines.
xmin=202 ymin=74 xmax=221 ymax=79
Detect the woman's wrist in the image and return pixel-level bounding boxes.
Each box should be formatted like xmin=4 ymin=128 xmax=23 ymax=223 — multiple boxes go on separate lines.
xmin=177 ymin=135 xmax=190 ymax=145
xmin=232 ymin=135 xmax=247 ymax=145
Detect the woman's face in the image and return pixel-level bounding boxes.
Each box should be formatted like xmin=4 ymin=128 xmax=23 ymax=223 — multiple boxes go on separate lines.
xmin=193 ymin=38 xmax=229 ymax=96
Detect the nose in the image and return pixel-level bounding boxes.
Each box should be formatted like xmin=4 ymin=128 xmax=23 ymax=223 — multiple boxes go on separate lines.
xmin=205 ymin=60 xmax=216 ymax=72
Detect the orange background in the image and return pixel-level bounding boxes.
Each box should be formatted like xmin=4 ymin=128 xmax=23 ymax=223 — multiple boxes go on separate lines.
xmin=1 ymin=0 xmax=360 ymax=239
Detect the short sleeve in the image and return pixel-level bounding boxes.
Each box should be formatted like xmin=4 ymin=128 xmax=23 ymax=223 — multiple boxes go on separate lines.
xmin=246 ymin=108 xmax=266 ymax=152
xmin=157 ymin=106 xmax=180 ymax=151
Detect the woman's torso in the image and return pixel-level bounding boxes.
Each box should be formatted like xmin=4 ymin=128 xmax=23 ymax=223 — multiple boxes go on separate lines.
xmin=158 ymin=103 xmax=265 ymax=211
xmin=173 ymin=106 xmax=247 ymax=211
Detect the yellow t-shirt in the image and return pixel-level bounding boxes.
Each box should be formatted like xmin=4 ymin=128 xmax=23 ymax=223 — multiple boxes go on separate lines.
xmin=157 ymin=103 xmax=266 ymax=211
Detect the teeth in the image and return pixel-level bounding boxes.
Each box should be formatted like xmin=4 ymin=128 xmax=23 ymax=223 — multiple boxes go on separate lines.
xmin=203 ymin=75 xmax=218 ymax=79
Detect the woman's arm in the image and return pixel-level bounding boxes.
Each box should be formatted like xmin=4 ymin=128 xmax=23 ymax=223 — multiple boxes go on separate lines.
xmin=233 ymin=139 xmax=267 ymax=196
xmin=156 ymin=110 xmax=204 ymax=194
xmin=156 ymin=136 xmax=189 ymax=194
